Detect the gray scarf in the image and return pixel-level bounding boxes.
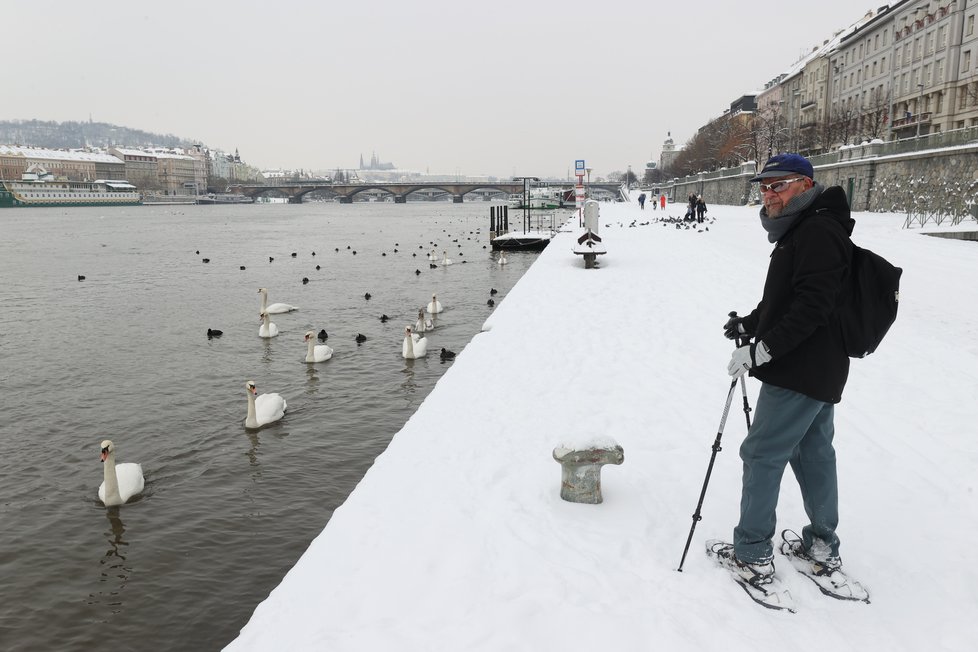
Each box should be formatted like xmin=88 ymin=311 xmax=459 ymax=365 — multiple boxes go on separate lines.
xmin=759 ymin=182 xmax=824 ymax=243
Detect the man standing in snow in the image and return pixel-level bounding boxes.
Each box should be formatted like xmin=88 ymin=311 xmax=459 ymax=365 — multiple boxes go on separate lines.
xmin=709 ymin=153 xmax=858 ymax=594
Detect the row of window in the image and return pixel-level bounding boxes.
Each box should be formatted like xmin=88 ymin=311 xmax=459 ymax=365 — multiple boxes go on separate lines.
xmin=847 ymin=9 xmax=976 ymax=60
xmin=840 ymin=11 xmax=976 ymax=81
xmin=18 ymin=193 xmax=136 ymax=198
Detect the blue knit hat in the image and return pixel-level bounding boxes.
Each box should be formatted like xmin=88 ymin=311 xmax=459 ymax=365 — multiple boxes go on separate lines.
xmin=749 ymin=153 xmax=814 ymax=182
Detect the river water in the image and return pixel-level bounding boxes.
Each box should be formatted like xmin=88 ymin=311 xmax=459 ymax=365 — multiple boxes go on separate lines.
xmin=0 ymin=201 xmax=545 ymax=651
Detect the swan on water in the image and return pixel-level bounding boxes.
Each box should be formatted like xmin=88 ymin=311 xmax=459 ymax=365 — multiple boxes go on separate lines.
xmin=258 ymin=287 xmax=298 ymax=314
xmin=245 ymin=380 xmax=287 ymax=429
xmin=304 ymin=330 xmax=333 ymax=362
xmin=427 ymin=294 xmax=443 ymax=314
xmin=414 ymin=309 xmax=434 ymax=333
xmin=427 ymin=250 xmax=437 ymax=261
xmin=98 ymin=440 xmax=144 ymax=507
xmin=440 ymin=251 xmax=453 ymax=266
xmin=402 ymin=326 xmax=428 ymax=359
xmin=259 ymin=311 xmax=279 ymax=338
xmin=498 ymin=251 xmax=508 ymax=265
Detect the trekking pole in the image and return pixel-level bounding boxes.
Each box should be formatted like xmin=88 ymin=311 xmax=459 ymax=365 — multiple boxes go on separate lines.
xmin=739 ymin=373 xmax=753 ymax=431
xmin=676 ymin=312 xmax=748 ymax=572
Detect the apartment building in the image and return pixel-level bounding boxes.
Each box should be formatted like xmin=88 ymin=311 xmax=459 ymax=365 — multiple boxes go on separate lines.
xmin=704 ymin=0 xmax=978 ymax=163
xmin=827 ymin=5 xmax=901 ymax=140
xmin=152 ymin=150 xmax=198 ymax=196
xmin=952 ymin=0 xmax=978 ymax=128
xmin=110 ymin=148 xmax=160 ymax=190
xmin=0 ymin=145 xmax=125 ymax=181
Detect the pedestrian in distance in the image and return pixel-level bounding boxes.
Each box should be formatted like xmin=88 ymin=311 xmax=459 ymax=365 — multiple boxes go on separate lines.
xmin=638 ymin=192 xmax=647 ymax=209
xmin=695 ymin=195 xmax=707 ymax=223
xmin=660 ymin=194 xmax=666 ymax=210
xmin=707 ymin=153 xmax=869 ymax=605
xmin=651 ymin=194 xmax=657 ymax=210
xmin=684 ymin=192 xmax=697 ymax=222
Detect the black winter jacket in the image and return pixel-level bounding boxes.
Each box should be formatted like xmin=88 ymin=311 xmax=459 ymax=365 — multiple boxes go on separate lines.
xmin=741 ymin=186 xmax=855 ymax=403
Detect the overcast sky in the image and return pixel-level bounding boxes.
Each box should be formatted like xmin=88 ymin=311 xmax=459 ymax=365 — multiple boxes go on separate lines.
xmin=8 ymin=0 xmax=874 ymax=178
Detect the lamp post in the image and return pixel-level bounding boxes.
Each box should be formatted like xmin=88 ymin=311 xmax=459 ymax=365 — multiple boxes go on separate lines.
xmin=915 ymin=83 xmax=925 ymax=140
xmin=791 ymin=90 xmax=801 ymax=152
xmin=585 ymin=167 xmax=592 ymax=198
xmin=512 ymin=176 xmax=539 ymax=233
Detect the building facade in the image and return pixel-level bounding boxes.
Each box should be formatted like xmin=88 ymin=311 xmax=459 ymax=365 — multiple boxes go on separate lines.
xmin=110 ymin=148 xmax=160 ymax=190
xmin=0 ymin=145 xmax=125 ymax=181
xmin=669 ymin=0 xmax=978 ymax=169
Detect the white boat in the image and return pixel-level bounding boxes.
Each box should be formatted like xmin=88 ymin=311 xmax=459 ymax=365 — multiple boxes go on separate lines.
xmin=0 ymin=165 xmax=141 ymax=208
xmin=195 ymin=193 xmax=254 ymax=205
xmin=508 ymin=187 xmax=567 ymax=210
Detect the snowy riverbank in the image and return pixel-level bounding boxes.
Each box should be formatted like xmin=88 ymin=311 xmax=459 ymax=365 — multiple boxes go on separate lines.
xmin=225 ymin=199 xmax=978 ymax=651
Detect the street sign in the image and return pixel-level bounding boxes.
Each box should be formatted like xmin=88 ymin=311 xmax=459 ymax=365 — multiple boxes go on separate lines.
xmin=575 ymin=160 xmax=585 ymax=173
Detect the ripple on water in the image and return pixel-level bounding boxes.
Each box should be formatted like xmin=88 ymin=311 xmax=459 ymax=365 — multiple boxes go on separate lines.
xmin=0 ymin=202 xmax=546 ymax=651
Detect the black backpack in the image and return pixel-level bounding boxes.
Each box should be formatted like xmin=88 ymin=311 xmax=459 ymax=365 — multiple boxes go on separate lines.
xmin=838 ymin=244 xmax=902 ymax=358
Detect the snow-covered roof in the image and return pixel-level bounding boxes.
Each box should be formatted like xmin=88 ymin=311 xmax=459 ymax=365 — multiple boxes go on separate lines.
xmin=111 ymin=147 xmax=158 ymax=159
xmin=769 ymin=8 xmax=884 ymax=82
xmin=150 ymin=150 xmax=194 ymax=160
xmin=0 ymin=145 xmax=123 ymax=164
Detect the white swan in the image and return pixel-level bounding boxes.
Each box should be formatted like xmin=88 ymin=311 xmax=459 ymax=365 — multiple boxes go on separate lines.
xmin=258 ymin=287 xmax=298 ymax=314
xmin=259 ymin=311 xmax=279 ymax=338
xmin=427 ymin=294 xmax=443 ymax=314
xmin=427 ymin=250 xmax=438 ymax=261
xmin=498 ymin=251 xmax=508 ymax=266
xmin=440 ymin=251 xmax=453 ymax=266
xmin=402 ymin=326 xmax=428 ymax=359
xmin=304 ymin=330 xmax=333 ymax=362
xmin=414 ymin=308 xmax=434 ymax=333
xmin=245 ymin=380 xmax=287 ymax=429
xmin=98 ymin=440 xmax=144 ymax=507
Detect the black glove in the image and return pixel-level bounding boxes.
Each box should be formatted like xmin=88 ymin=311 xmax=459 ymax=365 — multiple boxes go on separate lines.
xmin=723 ymin=315 xmax=747 ymax=340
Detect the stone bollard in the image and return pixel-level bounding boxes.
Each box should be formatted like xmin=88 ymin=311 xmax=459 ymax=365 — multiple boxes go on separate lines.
xmin=553 ymin=439 xmax=624 ymax=504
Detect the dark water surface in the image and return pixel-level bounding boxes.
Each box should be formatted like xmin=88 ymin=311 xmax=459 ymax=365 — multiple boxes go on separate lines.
xmin=0 ymin=202 xmax=542 ymax=651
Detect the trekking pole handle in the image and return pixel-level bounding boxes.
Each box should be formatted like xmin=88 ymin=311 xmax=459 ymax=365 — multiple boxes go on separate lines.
xmin=728 ymin=311 xmax=749 ymax=348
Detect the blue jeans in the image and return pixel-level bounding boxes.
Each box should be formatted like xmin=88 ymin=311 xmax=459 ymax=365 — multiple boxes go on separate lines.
xmin=733 ymin=383 xmax=840 ymax=564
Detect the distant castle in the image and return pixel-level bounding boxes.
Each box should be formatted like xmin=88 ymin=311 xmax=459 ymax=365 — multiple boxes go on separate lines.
xmin=359 ymin=151 xmax=395 ymax=171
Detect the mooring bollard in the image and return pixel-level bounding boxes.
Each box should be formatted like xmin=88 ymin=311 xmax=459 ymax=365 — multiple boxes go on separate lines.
xmin=553 ymin=438 xmax=624 ymax=504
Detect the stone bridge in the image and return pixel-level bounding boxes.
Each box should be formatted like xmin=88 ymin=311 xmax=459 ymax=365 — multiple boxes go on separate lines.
xmin=227 ymin=181 xmax=522 ymax=203
xmin=226 ymin=181 xmax=625 ymax=204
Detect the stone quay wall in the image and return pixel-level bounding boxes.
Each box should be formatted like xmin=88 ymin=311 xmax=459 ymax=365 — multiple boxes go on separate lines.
xmin=650 ymin=141 xmax=978 ymax=214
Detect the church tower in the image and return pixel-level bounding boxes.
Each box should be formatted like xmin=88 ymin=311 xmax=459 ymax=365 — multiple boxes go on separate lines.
xmin=659 ymin=132 xmax=679 ymax=172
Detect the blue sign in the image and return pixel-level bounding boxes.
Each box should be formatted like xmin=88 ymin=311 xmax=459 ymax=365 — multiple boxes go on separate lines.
xmin=575 ymin=160 xmax=585 ymax=172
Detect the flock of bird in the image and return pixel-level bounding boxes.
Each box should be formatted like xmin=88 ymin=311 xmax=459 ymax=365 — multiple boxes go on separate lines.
xmin=607 ymin=215 xmax=717 ymax=232
xmin=96 ymin=220 xmax=510 ymax=507
xmin=98 ymin=286 xmax=475 ymax=507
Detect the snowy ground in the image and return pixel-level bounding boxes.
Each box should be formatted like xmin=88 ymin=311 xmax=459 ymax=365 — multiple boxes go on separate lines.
xmin=224 ymin=197 xmax=978 ymax=652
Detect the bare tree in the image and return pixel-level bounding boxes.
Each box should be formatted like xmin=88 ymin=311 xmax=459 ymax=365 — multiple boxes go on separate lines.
xmin=829 ymin=103 xmax=860 ymax=146
xmin=751 ymin=104 xmax=789 ymax=161
xmin=966 ymin=80 xmax=978 ymax=108
xmin=861 ymin=88 xmax=890 ymax=141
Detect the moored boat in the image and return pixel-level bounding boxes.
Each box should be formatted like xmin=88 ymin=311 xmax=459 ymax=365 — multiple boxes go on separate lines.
xmin=0 ymin=165 xmax=141 ymax=207
xmin=490 ymin=229 xmax=554 ymax=251
xmin=508 ymin=187 xmax=569 ymax=210
xmin=195 ymin=193 xmax=254 ymax=205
